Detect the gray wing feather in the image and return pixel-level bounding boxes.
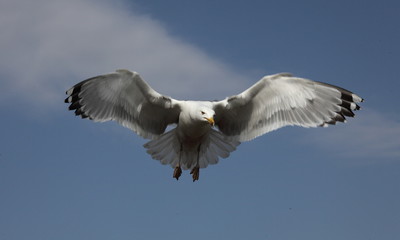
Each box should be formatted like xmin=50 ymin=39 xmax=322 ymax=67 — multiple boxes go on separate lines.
xmin=213 ymin=73 xmax=363 ymax=141
xmin=65 ymin=69 xmax=181 ymax=139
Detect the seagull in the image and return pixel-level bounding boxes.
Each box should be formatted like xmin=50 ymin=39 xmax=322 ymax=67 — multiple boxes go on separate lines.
xmin=65 ymin=69 xmax=363 ymax=181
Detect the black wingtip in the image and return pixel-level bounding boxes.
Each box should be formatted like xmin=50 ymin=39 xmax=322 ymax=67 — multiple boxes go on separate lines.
xmin=319 ymin=83 xmax=363 ymax=127
xmin=341 ymin=108 xmax=355 ymax=117
xmin=65 ymin=82 xmax=90 ymax=119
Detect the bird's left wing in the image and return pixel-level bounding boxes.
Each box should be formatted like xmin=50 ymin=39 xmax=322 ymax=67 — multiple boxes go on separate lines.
xmin=65 ymin=69 xmax=181 ymax=139
xmin=213 ymin=73 xmax=363 ymax=142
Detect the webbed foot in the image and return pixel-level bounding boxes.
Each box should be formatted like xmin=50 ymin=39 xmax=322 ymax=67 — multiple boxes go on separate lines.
xmin=190 ymin=166 xmax=200 ymax=182
xmin=173 ymin=166 xmax=182 ymax=180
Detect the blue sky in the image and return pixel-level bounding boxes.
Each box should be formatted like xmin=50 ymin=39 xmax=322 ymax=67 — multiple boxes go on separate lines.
xmin=1 ymin=0 xmax=399 ymax=239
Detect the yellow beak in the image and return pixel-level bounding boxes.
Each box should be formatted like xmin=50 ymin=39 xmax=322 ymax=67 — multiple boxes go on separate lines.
xmin=205 ymin=117 xmax=215 ymax=126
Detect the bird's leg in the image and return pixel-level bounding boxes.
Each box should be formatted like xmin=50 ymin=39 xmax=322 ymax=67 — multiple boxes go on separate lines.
xmin=190 ymin=167 xmax=199 ymax=182
xmin=190 ymin=144 xmax=201 ymax=182
xmin=173 ymin=166 xmax=182 ymax=181
xmin=173 ymin=144 xmax=183 ymax=180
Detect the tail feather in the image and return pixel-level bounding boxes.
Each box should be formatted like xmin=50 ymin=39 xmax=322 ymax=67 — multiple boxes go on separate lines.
xmin=198 ymin=130 xmax=240 ymax=168
xmin=143 ymin=129 xmax=240 ymax=170
xmin=143 ymin=129 xmax=180 ymax=166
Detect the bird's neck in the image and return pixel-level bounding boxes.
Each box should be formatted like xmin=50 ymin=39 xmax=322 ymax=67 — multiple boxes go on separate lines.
xmin=177 ymin=114 xmax=211 ymax=141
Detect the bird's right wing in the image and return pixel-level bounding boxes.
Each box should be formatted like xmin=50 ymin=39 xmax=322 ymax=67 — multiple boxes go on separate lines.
xmin=65 ymin=69 xmax=181 ymax=139
xmin=213 ymin=73 xmax=363 ymax=142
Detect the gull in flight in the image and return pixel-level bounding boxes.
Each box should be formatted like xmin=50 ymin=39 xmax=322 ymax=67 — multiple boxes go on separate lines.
xmin=65 ymin=69 xmax=363 ymax=181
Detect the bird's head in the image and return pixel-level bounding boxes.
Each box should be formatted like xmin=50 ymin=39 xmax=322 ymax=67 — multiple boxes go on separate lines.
xmin=198 ymin=107 xmax=215 ymax=126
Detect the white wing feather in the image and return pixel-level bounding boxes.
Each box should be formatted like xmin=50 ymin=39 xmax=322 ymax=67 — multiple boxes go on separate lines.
xmin=213 ymin=73 xmax=363 ymax=141
xmin=65 ymin=69 xmax=181 ymax=139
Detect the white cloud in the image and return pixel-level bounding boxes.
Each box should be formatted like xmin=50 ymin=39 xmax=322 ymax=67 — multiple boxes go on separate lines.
xmin=0 ymin=0 xmax=249 ymax=108
xmin=303 ymin=109 xmax=400 ymax=163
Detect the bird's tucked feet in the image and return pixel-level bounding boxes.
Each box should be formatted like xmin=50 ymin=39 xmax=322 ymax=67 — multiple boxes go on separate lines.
xmin=173 ymin=166 xmax=182 ymax=180
xmin=190 ymin=166 xmax=200 ymax=182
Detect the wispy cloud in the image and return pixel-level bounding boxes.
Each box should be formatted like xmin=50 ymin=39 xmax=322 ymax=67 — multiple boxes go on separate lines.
xmin=303 ymin=109 xmax=400 ymax=163
xmin=0 ymin=0 xmax=249 ymax=108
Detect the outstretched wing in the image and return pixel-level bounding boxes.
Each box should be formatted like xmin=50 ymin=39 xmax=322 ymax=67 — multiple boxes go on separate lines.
xmin=65 ymin=69 xmax=181 ymax=139
xmin=213 ymin=73 xmax=363 ymax=142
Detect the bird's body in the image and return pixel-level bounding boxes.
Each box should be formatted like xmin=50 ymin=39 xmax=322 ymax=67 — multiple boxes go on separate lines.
xmin=65 ymin=69 xmax=363 ymax=181
xmin=143 ymin=101 xmax=239 ymax=180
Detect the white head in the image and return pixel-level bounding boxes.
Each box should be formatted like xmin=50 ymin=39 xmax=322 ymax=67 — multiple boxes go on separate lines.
xmin=180 ymin=102 xmax=215 ymax=127
xmin=198 ymin=106 xmax=215 ymax=126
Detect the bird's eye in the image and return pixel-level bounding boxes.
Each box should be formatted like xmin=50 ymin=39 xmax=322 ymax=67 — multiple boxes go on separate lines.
xmin=201 ymin=111 xmax=205 ymax=115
